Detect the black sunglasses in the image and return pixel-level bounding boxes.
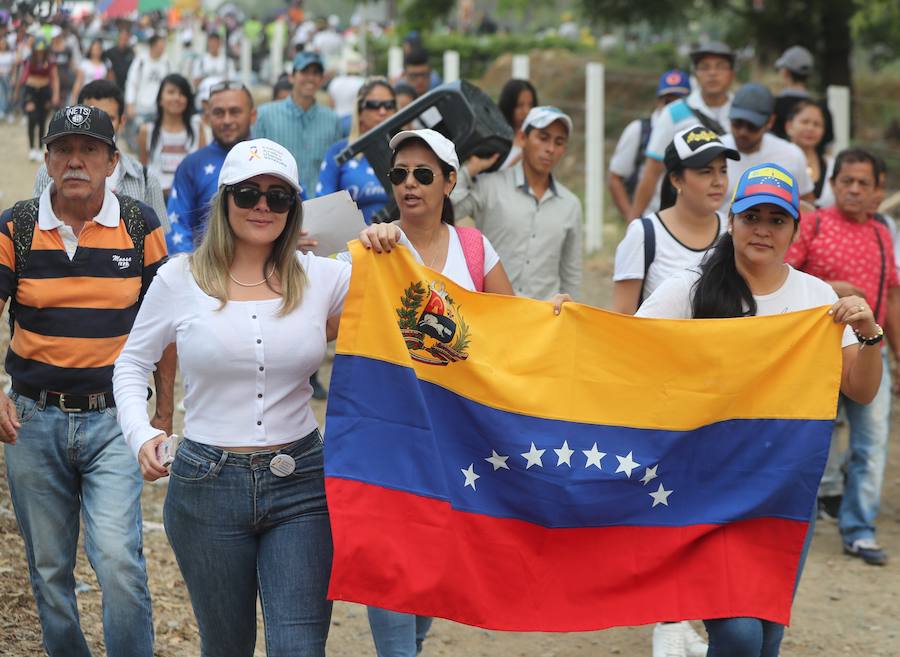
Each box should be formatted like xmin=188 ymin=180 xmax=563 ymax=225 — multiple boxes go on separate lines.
xmin=388 ymin=167 xmax=438 ymax=186
xmin=360 ymin=99 xmax=397 ymax=112
xmin=226 ymin=185 xmax=296 ymax=213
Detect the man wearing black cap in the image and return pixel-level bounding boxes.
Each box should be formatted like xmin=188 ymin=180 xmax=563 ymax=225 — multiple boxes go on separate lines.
xmin=0 ymin=105 xmax=170 ymax=657
xmin=721 ymin=82 xmax=815 ymax=211
xmin=629 ymin=41 xmax=736 ymax=220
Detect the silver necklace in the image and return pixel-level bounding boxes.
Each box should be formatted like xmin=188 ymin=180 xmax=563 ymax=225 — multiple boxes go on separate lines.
xmin=229 ymin=266 xmax=275 ymax=287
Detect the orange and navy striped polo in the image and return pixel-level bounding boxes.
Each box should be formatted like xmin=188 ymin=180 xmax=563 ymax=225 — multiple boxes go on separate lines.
xmin=0 ymin=190 xmax=167 ymax=394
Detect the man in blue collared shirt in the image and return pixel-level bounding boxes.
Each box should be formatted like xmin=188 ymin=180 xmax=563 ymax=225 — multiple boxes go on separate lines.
xmin=254 ymin=52 xmax=343 ymax=196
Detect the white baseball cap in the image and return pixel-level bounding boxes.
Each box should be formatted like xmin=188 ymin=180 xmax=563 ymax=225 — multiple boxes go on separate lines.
xmin=218 ymin=139 xmax=301 ymax=192
xmin=389 ymin=129 xmax=460 ymax=172
xmin=521 ymin=106 xmax=573 ymax=134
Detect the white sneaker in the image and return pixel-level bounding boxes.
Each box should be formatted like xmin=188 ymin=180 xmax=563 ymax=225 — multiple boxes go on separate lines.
xmin=682 ymin=621 xmax=708 ymax=657
xmin=652 ymin=622 xmax=687 ymax=657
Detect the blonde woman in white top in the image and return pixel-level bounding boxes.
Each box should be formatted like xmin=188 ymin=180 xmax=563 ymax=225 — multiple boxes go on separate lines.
xmin=114 ymin=138 xmax=346 ymax=657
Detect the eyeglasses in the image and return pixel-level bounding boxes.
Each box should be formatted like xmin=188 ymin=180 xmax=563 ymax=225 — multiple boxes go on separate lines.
xmin=226 ymin=185 xmax=296 ymax=213
xmin=360 ymin=99 xmax=397 ymax=111
xmin=388 ymin=167 xmax=438 ymax=186
xmin=209 ymin=80 xmax=249 ymax=97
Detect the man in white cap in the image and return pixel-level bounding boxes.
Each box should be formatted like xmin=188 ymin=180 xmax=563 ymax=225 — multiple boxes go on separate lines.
xmin=452 ymin=105 xmax=582 ymax=301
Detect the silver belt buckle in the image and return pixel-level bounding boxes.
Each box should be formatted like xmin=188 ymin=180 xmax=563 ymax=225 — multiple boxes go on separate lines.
xmin=58 ymin=394 xmax=80 ymax=412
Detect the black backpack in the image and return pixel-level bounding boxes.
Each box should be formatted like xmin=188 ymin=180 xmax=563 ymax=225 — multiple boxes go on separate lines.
xmin=624 ymin=117 xmax=653 ymax=198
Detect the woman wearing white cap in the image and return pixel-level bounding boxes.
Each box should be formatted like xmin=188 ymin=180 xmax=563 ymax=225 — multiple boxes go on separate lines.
xmin=355 ymin=128 xmax=514 ymax=657
xmin=113 ymin=138 xmax=348 ymax=656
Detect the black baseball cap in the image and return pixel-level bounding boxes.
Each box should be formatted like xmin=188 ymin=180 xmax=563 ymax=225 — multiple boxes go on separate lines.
xmin=664 ymin=124 xmax=739 ymax=171
xmin=43 ymin=105 xmax=117 ymax=149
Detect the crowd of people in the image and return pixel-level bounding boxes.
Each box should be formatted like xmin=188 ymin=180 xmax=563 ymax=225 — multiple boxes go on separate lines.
xmin=0 ymin=6 xmax=896 ymax=657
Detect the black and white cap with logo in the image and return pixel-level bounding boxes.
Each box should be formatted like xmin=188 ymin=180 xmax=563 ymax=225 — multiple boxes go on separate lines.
xmin=664 ymin=124 xmax=740 ymax=171
xmin=43 ymin=105 xmax=117 ymax=148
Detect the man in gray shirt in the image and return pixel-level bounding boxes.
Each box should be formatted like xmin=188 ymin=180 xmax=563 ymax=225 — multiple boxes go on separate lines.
xmin=452 ymin=106 xmax=583 ymax=300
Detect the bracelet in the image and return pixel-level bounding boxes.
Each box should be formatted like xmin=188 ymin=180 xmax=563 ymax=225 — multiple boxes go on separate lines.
xmin=854 ymin=324 xmax=884 ymax=346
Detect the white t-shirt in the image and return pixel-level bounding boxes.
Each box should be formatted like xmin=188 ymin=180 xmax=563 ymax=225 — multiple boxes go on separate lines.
xmin=609 ymin=111 xmax=662 ymax=214
xmin=78 ymin=59 xmax=108 ymax=83
xmin=113 ymin=253 xmax=351 ymax=457
xmin=636 ymin=264 xmax=856 ymax=348
xmin=721 ymin=133 xmax=814 ymax=212
xmin=645 ymin=89 xmax=733 ymax=162
xmin=338 ymin=225 xmax=501 ymax=292
xmin=817 ymin=155 xmax=835 ymax=208
xmin=614 ymin=211 xmax=726 ymax=300
xmin=328 ymin=74 xmax=365 ymax=117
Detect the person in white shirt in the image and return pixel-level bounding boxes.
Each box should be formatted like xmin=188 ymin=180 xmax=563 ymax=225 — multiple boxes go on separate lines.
xmin=720 ymin=82 xmax=815 ymax=212
xmin=629 ymin=42 xmax=736 ymax=220
xmin=113 ymin=139 xmax=347 ymax=656
xmin=612 ymin=124 xmax=738 ymax=315
xmin=124 ymin=34 xmax=170 ymax=152
xmin=191 ymin=32 xmax=235 ymax=90
xmin=608 ymin=68 xmax=691 ymax=219
xmin=637 ymin=162 xmax=882 ymax=657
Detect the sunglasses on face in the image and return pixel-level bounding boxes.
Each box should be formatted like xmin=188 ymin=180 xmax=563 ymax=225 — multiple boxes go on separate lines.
xmin=360 ymin=99 xmax=397 ymax=111
xmin=388 ymin=167 xmax=438 ymax=186
xmin=226 ymin=185 xmax=296 ymax=213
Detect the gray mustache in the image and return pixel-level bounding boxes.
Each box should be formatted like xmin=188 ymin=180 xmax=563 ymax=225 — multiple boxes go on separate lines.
xmin=62 ymin=169 xmax=91 ymax=181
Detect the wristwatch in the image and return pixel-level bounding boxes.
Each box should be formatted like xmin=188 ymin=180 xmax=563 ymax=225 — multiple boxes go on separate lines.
xmin=854 ymin=324 xmax=884 ymax=346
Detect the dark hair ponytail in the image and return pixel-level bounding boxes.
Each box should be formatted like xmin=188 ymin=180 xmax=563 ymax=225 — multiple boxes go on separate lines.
xmin=441 ymin=196 xmax=455 ymax=225
xmin=659 ymin=165 xmax=683 ymax=211
xmin=691 ymin=233 xmax=757 ymax=318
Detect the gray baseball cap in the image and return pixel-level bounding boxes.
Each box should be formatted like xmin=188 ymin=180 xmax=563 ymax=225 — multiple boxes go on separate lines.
xmin=774 ymin=46 xmax=814 ymax=76
xmin=729 ymin=83 xmax=775 ymax=128
xmin=690 ymin=41 xmax=735 ymax=66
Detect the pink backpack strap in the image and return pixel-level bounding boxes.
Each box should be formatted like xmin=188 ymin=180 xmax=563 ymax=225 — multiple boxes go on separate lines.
xmin=455 ymin=226 xmax=485 ymax=292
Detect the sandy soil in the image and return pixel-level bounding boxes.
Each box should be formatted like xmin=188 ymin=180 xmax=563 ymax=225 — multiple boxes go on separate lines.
xmin=0 ymin=120 xmax=898 ymax=656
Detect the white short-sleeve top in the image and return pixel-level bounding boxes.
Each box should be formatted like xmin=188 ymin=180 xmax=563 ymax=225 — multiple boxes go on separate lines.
xmin=113 ymin=252 xmax=350 ymax=456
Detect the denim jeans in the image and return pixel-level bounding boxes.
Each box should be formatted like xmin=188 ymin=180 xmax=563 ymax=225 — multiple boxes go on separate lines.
xmin=367 ymin=607 xmax=433 ymax=657
xmin=163 ymin=432 xmax=333 ymax=657
xmin=838 ymin=351 xmax=891 ymax=544
xmin=3 ymin=392 xmax=154 ymax=657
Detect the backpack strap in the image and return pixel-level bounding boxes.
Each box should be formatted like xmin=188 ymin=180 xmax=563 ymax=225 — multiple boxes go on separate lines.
xmin=455 ymin=225 xmax=485 ymax=292
xmin=115 ymin=193 xmax=146 ymax=269
xmin=624 ymin=117 xmax=653 ymax=197
xmin=9 ymin=197 xmax=39 ymax=334
xmin=686 ymin=105 xmax=726 ymax=135
xmin=638 ymin=216 xmax=656 ymax=303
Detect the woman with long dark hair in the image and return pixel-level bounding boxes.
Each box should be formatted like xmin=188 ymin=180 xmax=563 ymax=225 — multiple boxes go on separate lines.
xmin=497 ymin=78 xmax=538 ymax=169
xmin=637 ymin=162 xmax=883 ymax=657
xmin=785 ymin=99 xmax=834 ymax=207
xmin=15 ymin=37 xmax=58 ymax=161
xmin=139 ymin=73 xmax=199 ymax=198
xmin=612 ymin=125 xmax=738 ymax=314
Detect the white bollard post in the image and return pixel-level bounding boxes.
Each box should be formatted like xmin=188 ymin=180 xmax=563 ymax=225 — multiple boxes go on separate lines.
xmin=827 ymin=85 xmax=851 ymax=154
xmin=512 ymin=54 xmax=529 ymax=80
xmin=444 ymin=50 xmax=460 ymax=83
xmin=240 ymin=37 xmax=252 ymax=86
xmin=271 ymin=21 xmax=285 ymax=83
xmin=388 ymin=45 xmax=404 ymax=80
xmin=585 ymin=62 xmax=605 ymax=253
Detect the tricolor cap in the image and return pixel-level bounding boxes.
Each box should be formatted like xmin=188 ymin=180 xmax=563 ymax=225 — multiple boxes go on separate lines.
xmin=664 ymin=124 xmax=739 ymax=171
xmin=657 ymin=69 xmax=691 ymax=98
xmin=730 ymin=163 xmax=800 ymax=220
xmin=43 ymin=105 xmax=117 ymax=148
xmin=218 ymin=138 xmax=301 ymax=192
xmin=521 ymin=106 xmax=573 ymax=135
xmin=389 ymin=128 xmax=460 ymax=172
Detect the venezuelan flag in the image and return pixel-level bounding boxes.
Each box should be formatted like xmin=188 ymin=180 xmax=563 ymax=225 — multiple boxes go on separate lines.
xmin=324 ymin=242 xmax=843 ymax=632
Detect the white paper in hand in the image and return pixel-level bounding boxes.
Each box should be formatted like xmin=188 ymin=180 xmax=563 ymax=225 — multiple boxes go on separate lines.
xmin=301 ymin=190 xmax=367 ymax=256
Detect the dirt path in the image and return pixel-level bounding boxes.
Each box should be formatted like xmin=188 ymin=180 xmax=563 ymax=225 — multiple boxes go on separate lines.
xmin=0 ymin=121 xmax=898 ymax=656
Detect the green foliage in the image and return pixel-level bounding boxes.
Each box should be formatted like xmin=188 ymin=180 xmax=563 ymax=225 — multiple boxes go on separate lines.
xmin=366 ymin=33 xmax=591 ymax=82
xmin=399 ymin=0 xmax=457 ymax=33
xmin=397 ymin=282 xmax=426 ymax=330
xmin=853 ymin=0 xmax=900 ymax=62
xmin=576 ymin=0 xmax=689 ymax=27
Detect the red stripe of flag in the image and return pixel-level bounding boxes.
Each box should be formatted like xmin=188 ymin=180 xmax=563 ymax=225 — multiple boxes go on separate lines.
xmin=326 ymin=478 xmax=806 ymax=632
xmin=744 ymin=183 xmax=793 ymax=202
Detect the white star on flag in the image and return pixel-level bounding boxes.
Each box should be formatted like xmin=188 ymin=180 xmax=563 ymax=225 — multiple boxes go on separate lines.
xmin=582 ymin=442 xmax=606 ymax=469
xmin=640 ymin=465 xmax=658 ymax=486
xmin=172 ymin=232 xmax=184 ymax=244
xmin=348 ymin=160 xmax=359 ymax=169
xmin=170 ymin=188 xmax=177 ymax=199
xmin=554 ymin=440 xmax=574 ymax=467
xmin=615 ymin=451 xmax=640 ymax=478
xmin=168 ymin=212 xmax=179 ymax=225
xmin=461 ymin=464 xmax=480 ymax=490
xmin=649 ymin=482 xmax=673 ymax=507
xmin=521 ymin=442 xmax=545 ymax=469
xmin=366 ymin=167 xmax=375 ymax=175
xmin=485 ymin=450 xmax=510 ymax=471
xmin=204 ymin=164 xmax=215 ymax=175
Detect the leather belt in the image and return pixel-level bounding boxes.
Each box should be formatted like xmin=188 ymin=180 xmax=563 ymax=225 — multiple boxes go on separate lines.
xmin=12 ymin=380 xmax=115 ymax=413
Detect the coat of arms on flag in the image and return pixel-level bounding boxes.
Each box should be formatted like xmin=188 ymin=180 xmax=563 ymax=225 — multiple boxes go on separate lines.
xmin=397 ymin=279 xmax=470 ymax=365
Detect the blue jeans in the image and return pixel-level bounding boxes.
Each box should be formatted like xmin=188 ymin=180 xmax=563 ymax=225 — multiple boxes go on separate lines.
xmin=839 ymin=351 xmax=891 ymax=543
xmin=163 ymin=432 xmax=333 ymax=657
xmin=367 ymin=607 xmax=433 ymax=657
xmin=3 ymin=392 xmax=154 ymax=657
